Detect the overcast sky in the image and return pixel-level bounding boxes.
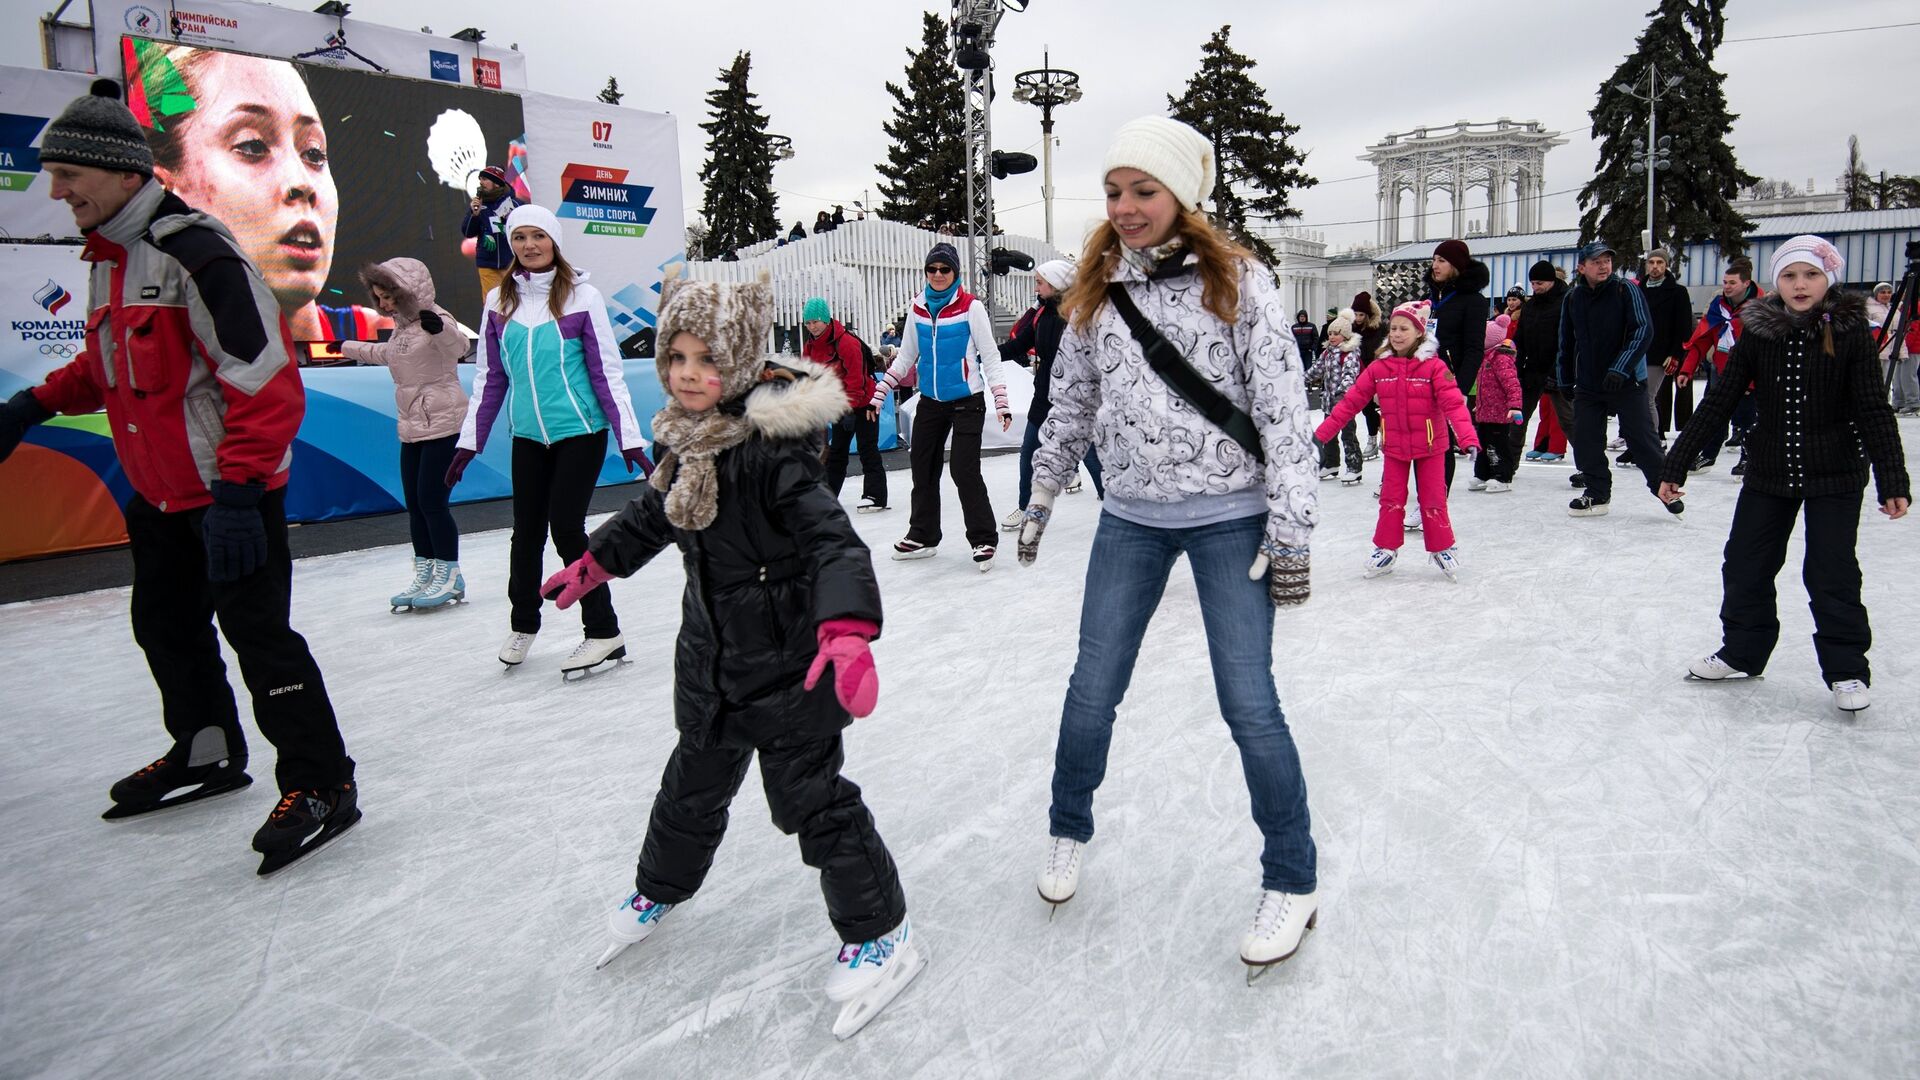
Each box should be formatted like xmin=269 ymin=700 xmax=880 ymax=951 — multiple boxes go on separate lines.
xmin=8 ymin=0 xmax=1915 ymax=253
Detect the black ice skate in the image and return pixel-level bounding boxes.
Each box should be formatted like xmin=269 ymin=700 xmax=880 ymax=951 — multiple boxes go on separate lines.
xmin=102 ymin=753 xmax=252 ymax=821
xmin=253 ymin=782 xmax=361 ymax=876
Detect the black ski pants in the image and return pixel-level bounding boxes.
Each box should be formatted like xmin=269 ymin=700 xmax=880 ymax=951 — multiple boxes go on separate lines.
xmin=400 ymin=434 xmax=460 ymax=561
xmin=1472 ymin=421 xmax=1521 ymax=483
xmin=509 ymin=431 xmax=617 ymax=638
xmin=906 ymin=393 xmax=996 ymax=549
xmin=824 ymin=410 xmax=888 ymax=506
xmin=635 ymin=729 xmax=907 ymax=944
xmin=1718 ymin=487 xmax=1871 ymax=684
xmin=1572 ymin=384 xmax=1664 ymax=503
xmin=126 ymin=488 xmax=354 ymax=793
xmin=1319 ymin=420 xmax=1362 ymax=474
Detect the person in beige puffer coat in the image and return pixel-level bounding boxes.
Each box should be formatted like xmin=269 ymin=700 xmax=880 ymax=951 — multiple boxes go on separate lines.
xmin=343 ymin=257 xmax=472 ymax=610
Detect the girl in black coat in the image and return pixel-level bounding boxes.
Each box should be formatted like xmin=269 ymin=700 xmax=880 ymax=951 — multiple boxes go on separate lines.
xmin=1659 ymin=236 xmax=1910 ymax=712
xmin=540 ymin=274 xmax=921 ymax=1029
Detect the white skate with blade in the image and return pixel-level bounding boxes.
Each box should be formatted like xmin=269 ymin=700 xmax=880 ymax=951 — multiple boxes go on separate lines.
xmin=825 ymin=917 xmax=926 ymax=1039
xmin=594 ymin=891 xmax=675 ymax=970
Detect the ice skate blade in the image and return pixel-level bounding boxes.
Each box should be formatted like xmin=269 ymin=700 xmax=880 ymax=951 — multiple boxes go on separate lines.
xmin=856 ymin=505 xmax=889 ymax=514
xmin=102 ymin=773 xmax=254 ymax=821
xmin=831 ymin=940 xmax=926 ymax=1040
xmin=594 ymin=940 xmax=634 ymax=970
xmin=256 ymin=808 xmax=361 ymax=876
xmin=561 ymin=651 xmax=629 ymax=680
xmin=890 ymin=547 xmax=936 ymax=561
xmin=1243 ymin=910 xmax=1318 ymax=984
xmin=1684 ymin=672 xmax=1756 ymax=682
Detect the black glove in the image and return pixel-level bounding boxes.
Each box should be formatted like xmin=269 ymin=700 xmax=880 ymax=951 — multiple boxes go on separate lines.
xmin=0 ymin=389 xmax=53 ymax=463
xmin=418 ymin=309 xmax=445 ymax=335
xmin=202 ymin=480 xmax=268 ymax=583
xmin=1602 ymin=370 xmax=1630 ymax=392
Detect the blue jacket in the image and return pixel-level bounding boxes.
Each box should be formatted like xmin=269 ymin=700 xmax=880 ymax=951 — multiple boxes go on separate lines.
xmin=462 ymin=193 xmax=524 ymax=270
xmin=1558 ymin=272 xmax=1652 ymax=392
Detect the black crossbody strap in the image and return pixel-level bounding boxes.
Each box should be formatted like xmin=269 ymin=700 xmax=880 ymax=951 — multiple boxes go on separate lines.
xmin=1106 ymin=283 xmax=1266 ymax=464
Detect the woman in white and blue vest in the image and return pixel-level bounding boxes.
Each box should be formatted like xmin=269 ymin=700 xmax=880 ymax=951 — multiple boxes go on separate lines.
xmin=870 ymin=241 xmax=1013 ymax=570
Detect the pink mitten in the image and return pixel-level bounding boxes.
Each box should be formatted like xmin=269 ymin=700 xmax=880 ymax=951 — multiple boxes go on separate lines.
xmin=541 ymin=551 xmax=615 ymax=609
xmin=804 ymin=618 xmax=880 ymax=718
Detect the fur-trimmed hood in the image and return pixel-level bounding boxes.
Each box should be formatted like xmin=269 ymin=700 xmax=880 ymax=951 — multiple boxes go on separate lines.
xmin=1425 ymin=258 xmax=1491 ymax=298
xmin=743 ymin=357 xmax=850 ymax=437
xmin=1740 ymin=289 xmax=1869 ymax=341
xmin=358 ymin=257 xmax=438 ymax=322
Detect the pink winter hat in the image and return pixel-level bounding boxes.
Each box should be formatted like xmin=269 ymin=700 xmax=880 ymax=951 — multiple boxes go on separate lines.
xmin=1484 ymin=314 xmax=1512 ymax=350
xmin=1390 ymin=299 xmax=1430 ymax=326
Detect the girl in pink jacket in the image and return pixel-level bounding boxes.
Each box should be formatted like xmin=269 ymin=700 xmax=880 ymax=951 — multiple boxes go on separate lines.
xmin=1315 ymin=300 xmax=1479 ymax=580
xmin=1469 ymin=314 xmax=1524 ymax=493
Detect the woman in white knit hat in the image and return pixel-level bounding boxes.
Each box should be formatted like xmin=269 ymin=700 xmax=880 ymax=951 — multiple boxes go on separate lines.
xmin=1017 ymin=115 xmax=1322 ymax=973
xmin=1659 ymin=234 xmax=1909 ymax=712
xmin=998 ymin=257 xmax=1103 ymax=531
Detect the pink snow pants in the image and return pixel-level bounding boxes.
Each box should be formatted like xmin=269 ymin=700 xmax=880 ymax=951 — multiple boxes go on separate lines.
xmin=1374 ymin=453 xmax=1455 ymax=552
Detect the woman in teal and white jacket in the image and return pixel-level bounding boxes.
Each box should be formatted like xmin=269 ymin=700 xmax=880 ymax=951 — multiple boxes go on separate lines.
xmin=447 ymin=204 xmax=651 ymax=673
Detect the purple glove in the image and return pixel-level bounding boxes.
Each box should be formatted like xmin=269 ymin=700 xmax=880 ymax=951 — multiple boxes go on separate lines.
xmin=541 ymin=551 xmax=616 ymax=609
xmin=622 ymin=446 xmax=655 ymax=477
xmin=804 ymin=618 xmax=880 ymax=718
xmin=445 ymin=448 xmax=476 ymax=488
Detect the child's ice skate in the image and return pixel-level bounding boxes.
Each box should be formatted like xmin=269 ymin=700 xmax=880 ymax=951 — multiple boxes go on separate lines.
xmin=1364 ymin=548 xmax=1397 ymax=578
xmin=1685 ymin=653 xmax=1751 ymax=681
xmin=595 ymin=891 xmax=676 ymax=969
xmin=1431 ymin=547 xmax=1460 ymax=582
xmin=825 ymin=917 xmax=926 ymax=1039
xmin=1340 ymin=468 xmax=1362 ymax=486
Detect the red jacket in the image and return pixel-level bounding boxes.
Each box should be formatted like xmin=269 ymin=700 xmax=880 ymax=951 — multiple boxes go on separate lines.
xmin=1679 ymin=285 xmax=1764 ymax=380
xmin=802 ymin=320 xmax=873 ymax=411
xmin=1317 ymin=350 xmax=1479 ymax=460
xmin=31 ymin=182 xmax=304 ymax=512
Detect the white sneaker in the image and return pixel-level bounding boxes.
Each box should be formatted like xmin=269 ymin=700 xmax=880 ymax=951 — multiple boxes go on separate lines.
xmin=1831 ymin=679 xmax=1870 ymax=712
xmin=1686 ymin=653 xmax=1750 ymax=681
xmin=1364 ymin=547 xmax=1397 ymax=578
xmin=562 ymin=634 xmax=627 ymax=674
xmin=1431 ymin=547 xmax=1460 ymax=581
xmin=1036 ymin=836 xmax=1084 ymax=905
xmin=391 ymin=556 xmax=433 ymax=610
xmin=1483 ymin=480 xmax=1511 ymax=493
xmin=1000 ymin=509 xmax=1027 ymax=532
xmin=1240 ymin=889 xmax=1319 ymax=968
xmin=825 ymin=917 xmax=915 ymax=1003
xmin=499 ymin=631 xmax=538 ymax=666
xmin=1340 ymin=469 xmax=1362 ymax=485
xmin=1467 ymin=477 xmax=1487 ymax=491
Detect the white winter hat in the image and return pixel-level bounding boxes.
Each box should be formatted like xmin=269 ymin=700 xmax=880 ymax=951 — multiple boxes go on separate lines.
xmin=1034 ymin=259 xmax=1077 ymax=291
xmin=1102 ymin=116 xmax=1215 ymax=211
xmin=505 ymin=204 xmax=565 ymax=253
xmin=1768 ymin=234 xmax=1845 ymax=288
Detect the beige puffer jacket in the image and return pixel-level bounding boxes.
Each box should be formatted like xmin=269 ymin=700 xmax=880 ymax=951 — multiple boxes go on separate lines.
xmin=342 ymin=258 xmax=470 ymax=442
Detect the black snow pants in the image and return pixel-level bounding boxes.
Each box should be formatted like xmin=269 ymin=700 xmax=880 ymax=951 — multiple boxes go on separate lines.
xmin=126 ymin=489 xmax=354 ymax=793
xmin=1717 ymin=487 xmax=1871 ymax=685
xmin=634 ymin=728 xmax=907 ymax=944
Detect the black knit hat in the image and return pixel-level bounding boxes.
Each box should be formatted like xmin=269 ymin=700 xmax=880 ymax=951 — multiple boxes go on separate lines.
xmin=39 ymin=81 xmax=154 ymax=177
xmin=1528 ymin=259 xmax=1557 ymax=283
xmin=925 ymin=242 xmax=961 ymax=272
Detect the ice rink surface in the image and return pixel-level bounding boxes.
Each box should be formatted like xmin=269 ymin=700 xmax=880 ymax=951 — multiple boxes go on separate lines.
xmin=4 ymin=449 xmax=1919 ymax=1079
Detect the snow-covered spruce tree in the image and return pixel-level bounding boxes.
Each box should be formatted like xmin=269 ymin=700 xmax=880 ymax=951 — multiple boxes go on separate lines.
xmin=874 ymin=11 xmax=968 ymax=228
xmin=697 ymin=52 xmax=780 ymax=259
xmin=1579 ymin=0 xmax=1752 ymax=266
xmin=1167 ymin=25 xmax=1315 ymax=268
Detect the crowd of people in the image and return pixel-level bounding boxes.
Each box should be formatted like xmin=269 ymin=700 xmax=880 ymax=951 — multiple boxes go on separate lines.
xmin=2 ymin=81 xmax=1916 ymax=1035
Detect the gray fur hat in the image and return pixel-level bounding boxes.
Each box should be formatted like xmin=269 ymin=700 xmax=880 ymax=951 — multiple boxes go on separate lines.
xmin=40 ymin=81 xmax=154 ymax=177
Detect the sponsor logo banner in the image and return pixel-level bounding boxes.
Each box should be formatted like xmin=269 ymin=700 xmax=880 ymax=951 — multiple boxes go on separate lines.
xmin=429 ymin=50 xmax=460 ymax=81
xmin=472 ymin=58 xmax=501 ymax=89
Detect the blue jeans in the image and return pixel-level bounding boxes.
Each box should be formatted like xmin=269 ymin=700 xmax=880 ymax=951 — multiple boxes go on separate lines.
xmin=1048 ymin=511 xmax=1316 ymax=893
xmin=1018 ymin=419 xmax=1104 ymax=508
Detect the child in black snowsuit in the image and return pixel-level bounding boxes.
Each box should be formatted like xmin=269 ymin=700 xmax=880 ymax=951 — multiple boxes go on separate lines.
xmin=1659 ymin=235 xmax=1910 ymax=712
xmin=540 ymin=273 xmax=921 ymax=1032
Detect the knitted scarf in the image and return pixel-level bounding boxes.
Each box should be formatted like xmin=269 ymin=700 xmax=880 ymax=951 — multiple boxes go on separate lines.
xmin=924 ymin=277 xmax=959 ymax=315
xmin=648 ymin=397 xmax=753 ymax=531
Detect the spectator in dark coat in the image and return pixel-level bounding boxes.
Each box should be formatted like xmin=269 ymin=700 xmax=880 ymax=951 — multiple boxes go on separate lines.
xmin=1514 ymin=262 xmax=1572 ymax=459
xmin=1427 ymin=239 xmax=1490 ymax=489
xmin=1561 ymin=240 xmax=1669 ymax=517
xmin=1628 ymin=246 xmax=1695 ymax=463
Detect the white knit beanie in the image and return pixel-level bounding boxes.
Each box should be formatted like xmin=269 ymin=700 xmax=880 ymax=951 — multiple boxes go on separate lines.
xmin=1101 ymin=116 xmax=1215 ymax=211
xmin=1768 ymin=234 xmax=1844 ymax=288
xmin=1034 ymin=259 xmax=1076 ymax=291
xmin=504 ymin=204 xmax=565 ymax=253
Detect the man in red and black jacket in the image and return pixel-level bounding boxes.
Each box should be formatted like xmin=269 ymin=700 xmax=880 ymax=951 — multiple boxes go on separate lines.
xmin=1675 ymin=257 xmax=1764 ymax=472
xmin=0 ymin=85 xmax=357 ymax=867
xmin=801 ymin=297 xmax=888 ymax=513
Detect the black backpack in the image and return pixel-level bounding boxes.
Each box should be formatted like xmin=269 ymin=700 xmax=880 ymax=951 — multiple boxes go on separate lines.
xmin=830 ymin=327 xmax=880 ymax=377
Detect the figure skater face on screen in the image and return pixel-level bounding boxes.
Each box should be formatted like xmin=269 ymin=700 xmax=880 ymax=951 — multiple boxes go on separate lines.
xmin=152 ymin=53 xmax=338 ymax=317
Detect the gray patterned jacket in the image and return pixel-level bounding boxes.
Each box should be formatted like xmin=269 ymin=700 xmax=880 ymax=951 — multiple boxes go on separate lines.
xmin=1031 ymin=251 xmax=1319 ymax=548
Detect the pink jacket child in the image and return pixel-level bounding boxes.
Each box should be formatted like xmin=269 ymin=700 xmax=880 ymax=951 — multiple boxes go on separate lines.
xmin=1316 ymin=300 xmax=1478 ymax=557
xmin=1472 ymin=314 xmax=1523 ymax=424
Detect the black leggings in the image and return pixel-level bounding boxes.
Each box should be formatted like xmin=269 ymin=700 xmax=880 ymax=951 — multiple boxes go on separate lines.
xmin=400 ymin=435 xmax=460 ymax=561
xmin=509 ymin=431 xmax=618 ymax=638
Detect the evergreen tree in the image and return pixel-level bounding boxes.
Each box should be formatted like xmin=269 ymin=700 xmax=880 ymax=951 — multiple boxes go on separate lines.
xmin=598 ymin=77 xmax=622 ymax=106
xmin=696 ymin=52 xmax=779 ymax=259
xmin=1167 ymin=25 xmax=1316 ymax=267
xmin=1579 ymin=0 xmax=1753 ymax=267
xmin=874 ymin=12 xmax=967 ymax=228
xmin=1842 ymin=137 xmax=1920 ymax=210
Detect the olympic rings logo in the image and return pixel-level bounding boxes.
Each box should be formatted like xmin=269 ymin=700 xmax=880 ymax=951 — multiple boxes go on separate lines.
xmin=39 ymin=343 xmax=80 ymax=358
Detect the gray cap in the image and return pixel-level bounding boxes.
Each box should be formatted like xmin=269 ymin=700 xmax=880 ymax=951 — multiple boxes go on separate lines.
xmin=1646 ymin=246 xmax=1674 ymax=262
xmin=39 ymin=81 xmax=154 ymax=178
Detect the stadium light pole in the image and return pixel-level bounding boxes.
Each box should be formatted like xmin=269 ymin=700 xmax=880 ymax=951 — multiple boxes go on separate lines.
xmin=1012 ymin=52 xmax=1081 ymax=248
xmin=1615 ymin=63 xmax=1682 ymax=254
